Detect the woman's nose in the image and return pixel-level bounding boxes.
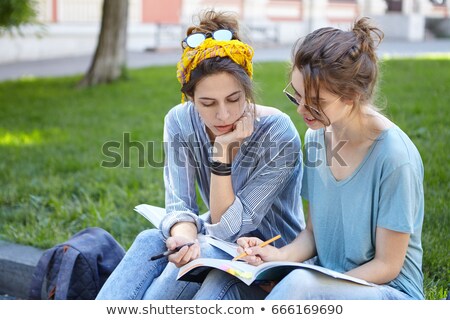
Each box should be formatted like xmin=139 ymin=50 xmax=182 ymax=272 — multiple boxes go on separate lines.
xmin=297 ymin=103 xmax=306 ymax=114
xmin=216 ymin=104 xmax=229 ymax=120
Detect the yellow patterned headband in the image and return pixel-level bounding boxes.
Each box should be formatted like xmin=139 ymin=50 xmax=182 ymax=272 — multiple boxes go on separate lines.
xmin=176 ymin=38 xmax=254 ymax=100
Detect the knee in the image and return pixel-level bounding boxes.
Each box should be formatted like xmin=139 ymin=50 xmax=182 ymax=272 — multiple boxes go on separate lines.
xmin=289 ymin=269 xmax=322 ymax=289
xmin=268 ymin=269 xmax=323 ymax=300
xmin=195 ymin=270 xmax=240 ymax=300
xmin=133 ymin=229 xmax=164 ymax=248
xmin=275 ymin=269 xmax=308 ymax=291
xmin=203 ymin=269 xmax=232 ymax=287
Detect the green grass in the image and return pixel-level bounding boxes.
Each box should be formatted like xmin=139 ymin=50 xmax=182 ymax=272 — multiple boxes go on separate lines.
xmin=0 ymin=58 xmax=448 ymax=299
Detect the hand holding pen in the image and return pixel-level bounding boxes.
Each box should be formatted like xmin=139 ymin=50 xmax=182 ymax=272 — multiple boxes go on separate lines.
xmin=149 ymin=241 xmax=196 ymax=260
xmin=233 ymin=235 xmax=282 ymax=265
xmin=150 ymin=236 xmax=200 ymax=267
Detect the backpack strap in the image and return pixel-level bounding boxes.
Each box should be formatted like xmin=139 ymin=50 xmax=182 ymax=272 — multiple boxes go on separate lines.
xmin=54 ymin=245 xmax=80 ymax=300
xmin=29 ymin=247 xmax=59 ymax=299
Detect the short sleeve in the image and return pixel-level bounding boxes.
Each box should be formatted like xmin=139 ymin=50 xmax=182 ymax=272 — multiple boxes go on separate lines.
xmin=377 ymin=163 xmax=423 ymax=233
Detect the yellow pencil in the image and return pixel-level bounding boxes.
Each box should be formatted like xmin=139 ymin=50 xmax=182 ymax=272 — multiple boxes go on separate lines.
xmin=232 ymin=234 xmax=281 ymax=261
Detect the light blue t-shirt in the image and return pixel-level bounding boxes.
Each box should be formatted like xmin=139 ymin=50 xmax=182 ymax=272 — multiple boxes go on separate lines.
xmin=302 ymin=126 xmax=424 ymax=299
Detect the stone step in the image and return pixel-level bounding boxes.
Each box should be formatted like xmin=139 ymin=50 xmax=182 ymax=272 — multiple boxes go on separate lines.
xmin=0 ymin=240 xmax=43 ymax=299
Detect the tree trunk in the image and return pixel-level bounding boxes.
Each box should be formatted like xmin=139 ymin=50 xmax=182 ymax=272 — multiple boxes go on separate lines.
xmin=78 ymin=0 xmax=129 ymax=87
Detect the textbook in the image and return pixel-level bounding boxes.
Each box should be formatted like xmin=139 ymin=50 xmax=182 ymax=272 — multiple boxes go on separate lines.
xmin=177 ymin=258 xmax=374 ymax=287
xmin=135 ymin=204 xmax=371 ymax=287
xmin=134 ymin=204 xmax=166 ymax=227
xmin=134 ymin=204 xmax=211 ymax=228
xmin=133 ymin=204 xmax=239 ymax=256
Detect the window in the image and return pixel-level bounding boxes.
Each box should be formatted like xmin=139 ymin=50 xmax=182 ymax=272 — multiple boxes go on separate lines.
xmin=386 ymin=0 xmax=402 ymax=12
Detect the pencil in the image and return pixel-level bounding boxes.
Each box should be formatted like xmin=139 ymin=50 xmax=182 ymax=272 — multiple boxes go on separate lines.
xmin=232 ymin=234 xmax=281 ymax=261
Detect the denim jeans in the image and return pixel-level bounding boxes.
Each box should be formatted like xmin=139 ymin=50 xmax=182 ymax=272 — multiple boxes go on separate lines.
xmin=193 ymin=269 xmax=268 ymax=300
xmin=96 ymin=229 xmax=232 ymax=300
xmin=194 ymin=268 xmax=412 ymax=300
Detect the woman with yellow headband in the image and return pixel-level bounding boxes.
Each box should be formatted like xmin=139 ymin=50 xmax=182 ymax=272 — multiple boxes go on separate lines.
xmin=97 ymin=10 xmax=305 ymax=300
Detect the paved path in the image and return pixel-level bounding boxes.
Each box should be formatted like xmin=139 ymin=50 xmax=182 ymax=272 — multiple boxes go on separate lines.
xmin=0 ymin=39 xmax=449 ymax=81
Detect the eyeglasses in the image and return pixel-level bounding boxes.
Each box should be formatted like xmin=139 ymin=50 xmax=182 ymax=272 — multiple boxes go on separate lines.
xmin=182 ymin=29 xmax=234 ymax=49
xmin=283 ymin=82 xmax=321 ymax=117
xmin=283 ymin=81 xmax=342 ymax=126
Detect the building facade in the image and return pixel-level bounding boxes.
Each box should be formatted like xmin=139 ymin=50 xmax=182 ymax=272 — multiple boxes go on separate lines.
xmin=1 ymin=0 xmax=449 ymax=63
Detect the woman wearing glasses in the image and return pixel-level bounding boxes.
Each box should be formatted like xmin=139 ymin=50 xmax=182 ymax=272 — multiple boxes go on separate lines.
xmin=194 ymin=17 xmax=424 ymax=300
xmin=96 ymin=10 xmax=305 ymax=300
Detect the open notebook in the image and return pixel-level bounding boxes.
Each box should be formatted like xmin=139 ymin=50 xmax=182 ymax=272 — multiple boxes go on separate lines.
xmin=134 ymin=204 xmax=238 ymax=256
xmin=177 ymin=258 xmax=374 ymax=287
xmin=134 ymin=204 xmax=371 ymax=287
xmin=134 ymin=204 xmax=166 ymax=227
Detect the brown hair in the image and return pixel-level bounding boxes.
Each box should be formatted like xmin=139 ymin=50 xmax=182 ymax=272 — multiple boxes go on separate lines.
xmin=185 ymin=10 xmax=243 ymax=40
xmin=292 ymin=17 xmax=384 ymax=126
xmin=180 ymin=10 xmax=255 ymax=105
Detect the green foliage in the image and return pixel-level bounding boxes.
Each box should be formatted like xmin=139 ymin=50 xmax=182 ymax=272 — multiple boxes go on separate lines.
xmin=0 ymin=0 xmax=37 ymax=32
xmin=0 ymin=58 xmax=448 ymax=299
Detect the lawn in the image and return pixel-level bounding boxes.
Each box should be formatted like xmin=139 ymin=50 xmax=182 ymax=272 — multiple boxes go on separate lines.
xmin=0 ymin=58 xmax=448 ymax=299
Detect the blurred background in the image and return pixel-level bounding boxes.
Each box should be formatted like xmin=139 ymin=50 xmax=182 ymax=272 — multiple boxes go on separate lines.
xmin=1 ymin=0 xmax=449 ymax=63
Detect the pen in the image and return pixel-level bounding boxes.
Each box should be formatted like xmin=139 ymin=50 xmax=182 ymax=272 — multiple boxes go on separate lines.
xmin=232 ymin=234 xmax=281 ymax=261
xmin=149 ymin=241 xmax=195 ymax=261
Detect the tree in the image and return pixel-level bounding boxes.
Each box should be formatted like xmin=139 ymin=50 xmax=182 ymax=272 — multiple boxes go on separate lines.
xmin=79 ymin=0 xmax=129 ymax=87
xmin=0 ymin=0 xmax=37 ymax=34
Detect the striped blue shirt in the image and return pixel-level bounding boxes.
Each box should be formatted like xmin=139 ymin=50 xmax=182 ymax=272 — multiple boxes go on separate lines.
xmin=160 ymin=102 xmax=305 ymax=246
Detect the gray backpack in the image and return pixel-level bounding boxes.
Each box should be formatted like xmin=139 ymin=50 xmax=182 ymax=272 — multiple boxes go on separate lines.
xmin=29 ymin=227 xmax=125 ymax=300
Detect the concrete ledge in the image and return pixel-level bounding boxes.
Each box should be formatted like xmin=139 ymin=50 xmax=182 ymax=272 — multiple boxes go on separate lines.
xmin=0 ymin=241 xmax=43 ymax=299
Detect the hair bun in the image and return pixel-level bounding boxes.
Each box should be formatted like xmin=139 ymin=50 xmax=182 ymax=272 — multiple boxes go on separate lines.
xmin=352 ymin=17 xmax=384 ymax=60
xmin=188 ymin=10 xmax=241 ymax=40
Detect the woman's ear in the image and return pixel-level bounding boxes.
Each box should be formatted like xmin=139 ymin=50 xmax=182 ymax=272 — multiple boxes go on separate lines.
xmin=342 ymin=93 xmax=360 ymax=107
xmin=342 ymin=98 xmax=353 ymax=106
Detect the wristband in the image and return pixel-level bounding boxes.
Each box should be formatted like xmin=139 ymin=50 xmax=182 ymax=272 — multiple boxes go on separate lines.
xmin=210 ymin=161 xmax=232 ymax=176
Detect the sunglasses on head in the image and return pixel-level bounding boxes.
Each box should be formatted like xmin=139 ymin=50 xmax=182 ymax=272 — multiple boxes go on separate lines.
xmin=182 ymin=29 xmax=234 ymax=49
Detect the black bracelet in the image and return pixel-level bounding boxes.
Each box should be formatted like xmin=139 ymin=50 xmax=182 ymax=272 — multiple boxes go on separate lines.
xmin=210 ymin=161 xmax=232 ymax=176
xmin=211 ymin=168 xmax=232 ymax=176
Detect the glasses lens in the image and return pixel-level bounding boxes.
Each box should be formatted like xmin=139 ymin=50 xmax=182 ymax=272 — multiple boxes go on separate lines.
xmin=284 ymin=91 xmax=298 ymax=106
xmin=213 ymin=29 xmax=233 ymax=41
xmin=186 ymin=33 xmax=206 ymax=48
xmin=308 ymin=105 xmax=321 ymax=117
xmin=283 ymin=84 xmax=322 ymax=117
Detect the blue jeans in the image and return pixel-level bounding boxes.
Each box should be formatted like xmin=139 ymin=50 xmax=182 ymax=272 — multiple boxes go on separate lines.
xmin=194 ymin=268 xmax=412 ymax=300
xmin=193 ymin=269 xmax=268 ymax=300
xmin=96 ymin=229 xmax=232 ymax=300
